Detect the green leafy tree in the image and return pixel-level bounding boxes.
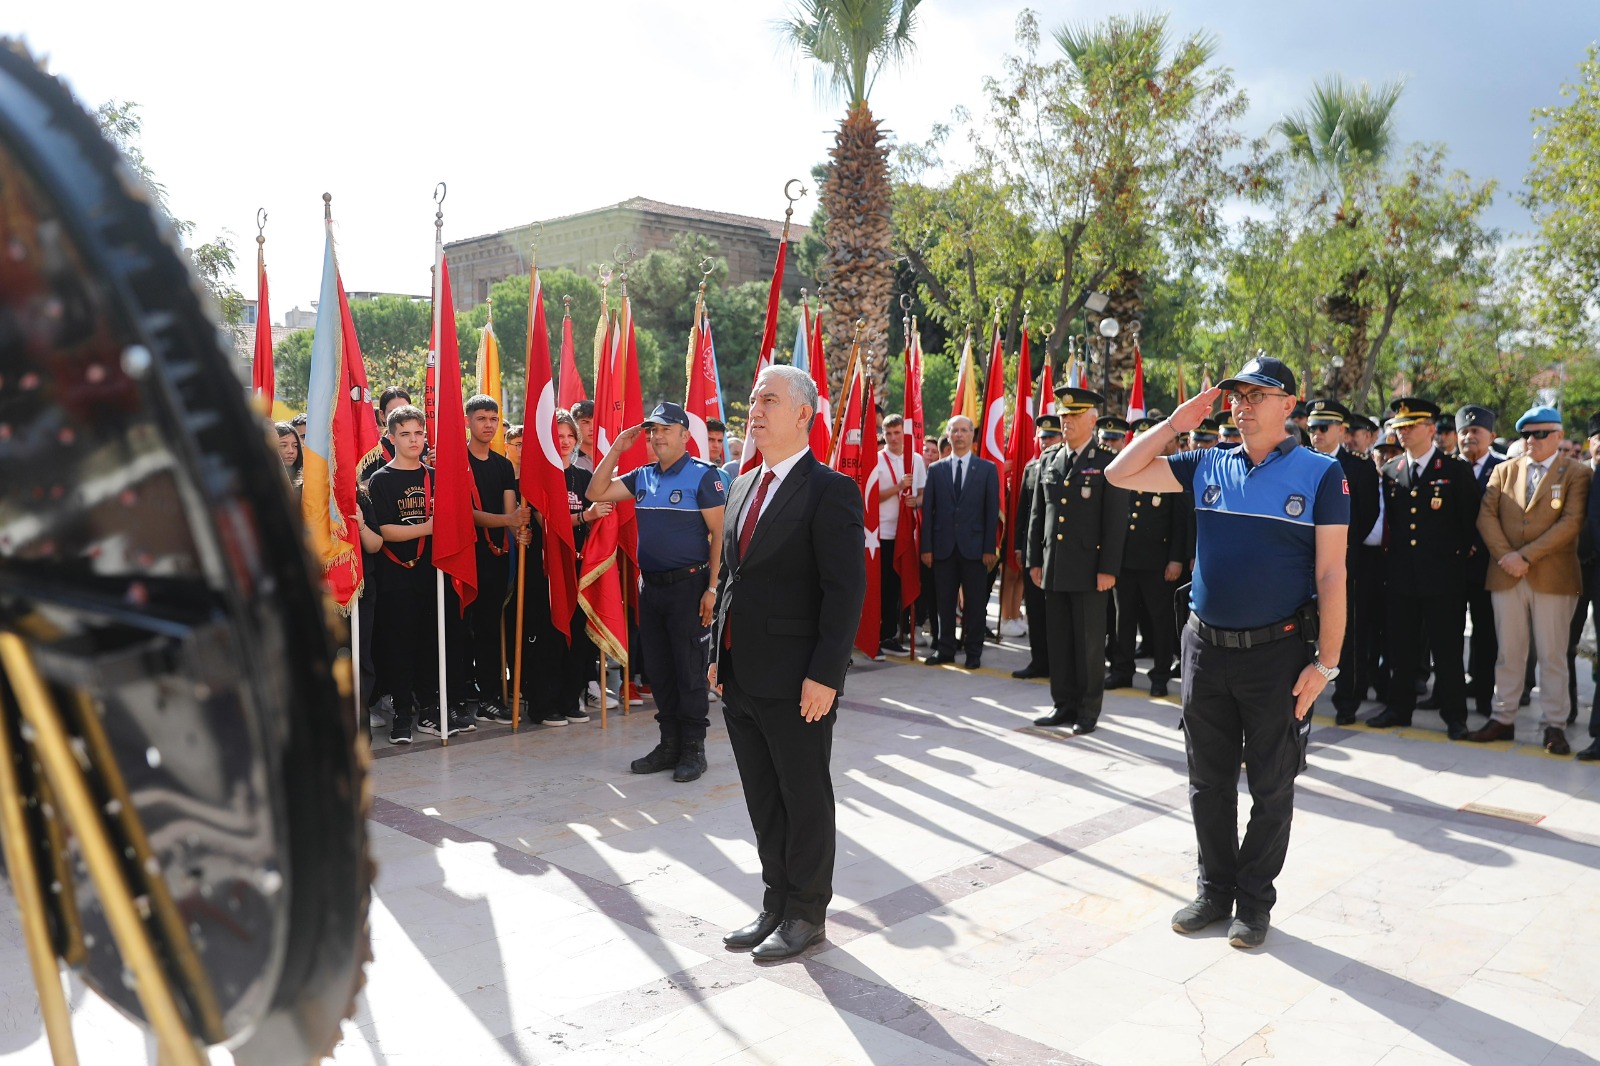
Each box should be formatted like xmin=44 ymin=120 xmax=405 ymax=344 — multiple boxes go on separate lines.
xmin=1524 ymin=45 xmax=1600 ymax=345
xmin=272 ymin=330 xmax=313 ymax=410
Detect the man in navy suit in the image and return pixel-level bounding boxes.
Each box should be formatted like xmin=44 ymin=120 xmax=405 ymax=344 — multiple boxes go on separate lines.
xmin=920 ymin=415 xmax=1000 ymax=669
xmin=1457 ymin=404 xmax=1504 ymax=714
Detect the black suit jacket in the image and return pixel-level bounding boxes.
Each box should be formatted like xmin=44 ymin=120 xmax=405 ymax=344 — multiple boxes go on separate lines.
xmin=1381 ymin=448 xmax=1481 ymax=595
xmin=1026 ymin=440 xmax=1130 ymax=592
xmin=920 ymin=453 xmax=1000 ymax=561
xmin=1120 ymin=488 xmax=1190 ymax=573
xmin=1464 ymin=451 xmax=1506 ymax=582
xmin=711 ymin=450 xmax=867 ymax=699
xmin=1336 ymin=446 xmax=1381 ymax=551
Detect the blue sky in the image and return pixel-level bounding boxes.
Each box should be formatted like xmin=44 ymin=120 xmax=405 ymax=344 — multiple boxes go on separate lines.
xmin=5 ymin=1 xmax=1592 ymax=308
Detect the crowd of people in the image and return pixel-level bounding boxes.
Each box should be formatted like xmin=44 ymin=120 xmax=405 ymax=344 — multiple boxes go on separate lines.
xmin=269 ymin=371 xmax=1600 ymax=774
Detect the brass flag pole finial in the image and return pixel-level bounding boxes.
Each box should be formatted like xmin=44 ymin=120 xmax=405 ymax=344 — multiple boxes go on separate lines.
xmin=562 ymin=294 xmax=572 ymax=318
xmin=529 ymin=220 xmax=543 ymax=271
xmin=433 ymin=181 xmax=446 ymax=236
xmin=322 ymin=192 xmax=331 ymax=221
xmin=255 ymin=207 xmax=267 ymax=247
xmin=780 ymin=178 xmax=808 ymax=243
xmin=698 ymin=255 xmax=715 ymax=299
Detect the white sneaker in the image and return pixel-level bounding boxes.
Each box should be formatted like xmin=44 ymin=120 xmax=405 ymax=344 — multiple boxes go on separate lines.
xmin=914 ymin=631 xmax=930 ymax=648
xmin=999 ymin=619 xmax=1027 ymax=638
xmin=586 ymin=680 xmax=604 ymax=701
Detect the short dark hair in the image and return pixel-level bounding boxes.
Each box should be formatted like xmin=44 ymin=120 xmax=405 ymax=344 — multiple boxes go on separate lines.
xmin=289 ymin=413 xmax=308 ymax=428
xmin=571 ymin=400 xmax=596 ymax=419
xmin=465 ymin=394 xmax=499 ymax=416
xmin=379 ymin=385 xmax=412 ymax=413
xmin=504 ymin=424 xmax=523 ymax=442
xmin=707 ymin=418 xmax=726 ymax=434
xmin=386 ymin=404 xmax=426 ymax=435
xmin=883 ymin=414 xmax=905 ymax=430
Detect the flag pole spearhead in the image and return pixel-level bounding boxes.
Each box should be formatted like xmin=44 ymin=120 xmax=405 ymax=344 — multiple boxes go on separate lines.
xmin=322 ymin=192 xmax=331 ymax=221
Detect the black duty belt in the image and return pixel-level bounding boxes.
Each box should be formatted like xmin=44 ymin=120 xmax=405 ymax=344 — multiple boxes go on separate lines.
xmin=1188 ymin=613 xmax=1300 ymax=649
xmin=641 ymin=562 xmax=710 ymax=587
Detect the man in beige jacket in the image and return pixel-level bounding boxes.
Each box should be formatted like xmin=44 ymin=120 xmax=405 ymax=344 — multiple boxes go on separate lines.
xmin=1468 ymin=405 xmax=1590 ymax=753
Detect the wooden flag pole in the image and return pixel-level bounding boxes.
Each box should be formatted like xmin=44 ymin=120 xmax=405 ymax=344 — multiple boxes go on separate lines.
xmin=432 ymin=185 xmax=449 ymax=747
xmin=621 ymin=551 xmax=632 ymax=716
xmin=350 ymin=600 xmax=364 ymax=735
xmin=511 ymin=540 xmax=527 ymax=730
xmin=600 ymin=650 xmax=609 ymax=729
xmin=829 ymin=319 xmax=866 ymax=464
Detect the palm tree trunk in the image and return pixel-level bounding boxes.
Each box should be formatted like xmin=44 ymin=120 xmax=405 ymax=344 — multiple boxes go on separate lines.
xmin=821 ymin=101 xmax=895 ymax=392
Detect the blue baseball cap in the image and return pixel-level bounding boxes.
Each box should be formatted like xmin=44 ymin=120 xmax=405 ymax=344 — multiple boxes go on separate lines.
xmin=1515 ymin=405 xmax=1562 ymax=433
xmin=1216 ymin=356 xmax=1297 ymax=397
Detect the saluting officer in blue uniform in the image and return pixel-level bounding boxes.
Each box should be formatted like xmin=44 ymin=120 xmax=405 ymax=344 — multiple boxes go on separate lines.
xmin=588 ymin=402 xmax=727 ymax=783
xmin=1108 ymin=356 xmax=1349 ymax=950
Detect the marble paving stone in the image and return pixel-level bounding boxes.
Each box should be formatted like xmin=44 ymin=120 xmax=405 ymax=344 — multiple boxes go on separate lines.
xmin=3 ymin=628 xmax=1599 ymax=1066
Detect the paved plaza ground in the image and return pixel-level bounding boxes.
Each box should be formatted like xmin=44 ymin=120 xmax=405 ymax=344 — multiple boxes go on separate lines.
xmin=3 ymin=624 xmax=1599 ymax=1065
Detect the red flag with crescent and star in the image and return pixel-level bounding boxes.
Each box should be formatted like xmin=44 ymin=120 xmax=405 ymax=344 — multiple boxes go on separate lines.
xmin=520 ymin=268 xmax=577 ymax=642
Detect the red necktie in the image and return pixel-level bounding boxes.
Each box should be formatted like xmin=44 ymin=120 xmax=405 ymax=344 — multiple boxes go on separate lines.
xmin=726 ymin=471 xmax=776 ymax=649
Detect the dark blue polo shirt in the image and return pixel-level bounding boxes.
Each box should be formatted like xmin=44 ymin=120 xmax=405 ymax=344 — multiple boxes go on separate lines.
xmin=1168 ymin=435 xmax=1348 ymax=629
xmin=620 ymin=453 xmax=727 ymax=573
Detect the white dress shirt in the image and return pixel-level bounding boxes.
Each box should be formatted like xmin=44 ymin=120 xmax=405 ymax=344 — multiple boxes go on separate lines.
xmin=877 ymin=449 xmax=928 ymax=536
xmin=740 ymin=447 xmax=809 ymax=529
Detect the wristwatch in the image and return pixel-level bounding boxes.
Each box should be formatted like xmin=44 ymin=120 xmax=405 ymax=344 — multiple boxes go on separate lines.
xmin=1311 ymin=660 xmax=1340 ymax=681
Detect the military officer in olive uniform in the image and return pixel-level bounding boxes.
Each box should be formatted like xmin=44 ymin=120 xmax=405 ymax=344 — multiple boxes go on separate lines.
xmin=1366 ymin=397 xmax=1480 ymax=738
xmin=1012 ymin=415 xmax=1063 ymax=680
xmin=1027 ymin=386 xmax=1131 ymax=734
xmin=1105 ymin=417 xmax=1191 ymax=697
xmin=1306 ymin=399 xmax=1383 ymax=723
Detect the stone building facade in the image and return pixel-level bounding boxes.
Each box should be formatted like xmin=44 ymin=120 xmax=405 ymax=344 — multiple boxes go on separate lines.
xmin=443 ymin=196 xmax=810 ymax=311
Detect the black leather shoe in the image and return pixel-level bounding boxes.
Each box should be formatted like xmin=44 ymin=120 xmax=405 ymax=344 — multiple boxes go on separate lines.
xmin=1150 ymin=680 xmax=1169 ymax=698
xmin=1446 ymin=723 xmax=1469 ymax=741
xmin=751 ymin=918 xmax=825 ymax=961
xmin=1334 ymin=711 xmax=1357 ymax=725
xmin=1576 ymin=739 xmax=1600 ymax=761
xmin=1104 ymin=675 xmax=1134 ymax=690
xmin=1417 ymin=694 xmax=1441 ymax=711
xmin=1033 ymin=710 xmax=1075 ymax=727
xmin=1070 ymin=722 xmax=1097 ymax=736
xmin=1011 ymin=666 xmax=1043 ymax=679
xmin=723 ymin=911 xmax=783 ymax=950
xmin=1364 ymin=709 xmax=1411 ymax=729
xmin=963 ymin=655 xmax=981 ymax=670
xmin=923 ymin=654 xmax=954 ymax=666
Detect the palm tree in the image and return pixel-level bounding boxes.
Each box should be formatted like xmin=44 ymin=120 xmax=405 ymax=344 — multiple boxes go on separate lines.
xmin=778 ymin=0 xmax=919 ymax=391
xmin=1275 ymin=76 xmax=1404 ymax=398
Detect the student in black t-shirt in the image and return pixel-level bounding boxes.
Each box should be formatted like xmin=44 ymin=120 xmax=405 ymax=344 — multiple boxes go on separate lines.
xmin=465 ymin=395 xmax=528 ymax=723
xmin=367 ymin=404 xmax=442 ymax=743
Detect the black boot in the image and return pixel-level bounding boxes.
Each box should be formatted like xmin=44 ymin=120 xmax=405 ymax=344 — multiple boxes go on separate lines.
xmin=673 ymin=738 xmax=708 ymax=783
xmin=630 ymin=737 xmax=681 ymax=774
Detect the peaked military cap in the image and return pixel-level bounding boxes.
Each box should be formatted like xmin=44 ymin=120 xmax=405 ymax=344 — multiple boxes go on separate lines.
xmin=1053 ymin=385 xmax=1105 ymax=412
xmin=1388 ymin=396 xmax=1440 ymax=429
xmin=1306 ymin=398 xmax=1353 ymax=425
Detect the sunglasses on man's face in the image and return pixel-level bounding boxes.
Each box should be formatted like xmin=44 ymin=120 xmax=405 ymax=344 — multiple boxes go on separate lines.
xmin=1307 ymin=424 xmax=1339 ymax=434
xmin=1521 ymin=429 xmax=1560 ymax=441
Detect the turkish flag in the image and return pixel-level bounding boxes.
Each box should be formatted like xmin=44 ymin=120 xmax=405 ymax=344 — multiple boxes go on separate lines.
xmin=741 ymin=233 xmax=788 ymax=473
xmin=851 ymin=375 xmax=881 ymax=660
xmin=557 ymin=307 xmax=587 ymax=410
xmin=430 ymin=253 xmax=478 ymax=612
xmin=807 ymin=306 xmax=832 ymax=461
xmin=978 ymin=325 xmax=1009 ymax=553
xmin=521 ymin=268 xmax=577 ymax=642
xmin=252 ymin=246 xmax=273 ymax=406
xmin=685 ymin=303 xmax=720 ymax=459
xmin=894 ymin=324 xmax=923 ymax=610
xmin=1004 ymin=328 xmax=1035 ymax=571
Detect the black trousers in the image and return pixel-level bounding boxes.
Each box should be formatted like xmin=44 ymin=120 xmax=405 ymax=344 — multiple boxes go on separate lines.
xmin=1356 ymin=546 xmax=1386 ymax=701
xmin=1385 ymin=590 xmax=1468 ymax=727
xmin=1022 ymin=567 xmax=1050 ymax=674
xmin=1110 ymin=570 xmax=1176 ymax=684
xmin=1180 ymin=625 xmax=1306 ymax=915
xmin=514 ymin=572 xmax=594 ymax=717
xmin=1465 ymin=584 xmax=1497 ymax=708
xmin=721 ymin=647 xmax=836 ymax=924
xmin=879 ymin=538 xmax=903 ymax=641
xmin=1044 ymin=588 xmax=1109 ymax=725
xmin=376 ymin=582 xmax=433 ymax=715
xmin=638 ymin=574 xmax=712 ymax=742
xmin=1332 ymin=549 xmax=1364 ymax=716
xmin=918 ymin=562 xmax=938 ymax=640
xmin=933 ymin=553 xmax=988 ymax=658
xmin=465 ymin=551 xmax=510 ymax=706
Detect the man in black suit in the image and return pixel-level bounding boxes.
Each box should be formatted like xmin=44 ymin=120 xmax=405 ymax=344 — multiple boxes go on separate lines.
xmin=1028 ymin=386 xmax=1130 ymax=734
xmin=920 ymin=414 xmax=1000 ymax=669
xmin=1456 ymin=404 xmax=1504 ymax=714
xmin=709 ymin=364 xmax=867 ymax=961
xmin=1367 ymin=397 xmax=1480 ymax=738
xmin=1011 ymin=415 xmax=1063 ymax=679
xmin=1306 ymin=399 xmax=1382 ymax=723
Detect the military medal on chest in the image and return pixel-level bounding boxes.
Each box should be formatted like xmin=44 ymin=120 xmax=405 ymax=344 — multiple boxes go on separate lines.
xmin=1553 ymin=483 xmax=1563 ymax=509
xmin=1152 ymin=494 xmax=1162 ymax=507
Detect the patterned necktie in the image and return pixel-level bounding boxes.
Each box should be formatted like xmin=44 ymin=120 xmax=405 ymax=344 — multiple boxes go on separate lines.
xmin=1529 ymin=462 xmax=1546 ymax=498
xmin=726 ymin=470 xmax=777 ymax=650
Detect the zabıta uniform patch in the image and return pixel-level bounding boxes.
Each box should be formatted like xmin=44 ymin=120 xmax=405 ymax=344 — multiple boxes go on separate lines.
xmin=669 ymin=489 xmax=683 ymax=504
xmin=1285 ymin=494 xmax=1306 ymax=517
xmin=1202 ymin=484 xmax=1223 ymax=506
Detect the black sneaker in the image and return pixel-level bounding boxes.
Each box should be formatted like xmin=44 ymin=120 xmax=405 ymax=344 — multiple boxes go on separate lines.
xmin=880 ymin=638 xmax=907 ymax=654
xmin=448 ymin=708 xmax=477 ymax=733
xmin=673 ymin=739 xmax=708 ymax=783
xmin=1228 ymin=912 xmax=1269 ymax=949
xmin=1171 ymin=896 xmax=1232 ymax=934
xmin=416 ymin=714 xmax=455 ymax=738
xmin=388 ymin=713 xmax=414 ymax=745
xmin=539 ymin=710 xmax=568 ymax=727
xmin=631 ymin=741 xmax=682 ymax=774
xmin=476 ymin=701 xmax=514 ymax=724
xmin=563 ymin=707 xmax=590 ymax=724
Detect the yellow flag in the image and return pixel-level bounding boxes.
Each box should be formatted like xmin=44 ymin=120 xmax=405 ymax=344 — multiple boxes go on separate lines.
xmin=476 ymin=317 xmax=506 ymax=455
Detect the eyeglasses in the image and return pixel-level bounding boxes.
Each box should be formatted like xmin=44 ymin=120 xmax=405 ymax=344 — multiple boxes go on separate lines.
xmin=1521 ymin=429 xmax=1559 ymax=440
xmin=1227 ymin=389 xmax=1290 ymax=407
xmin=1307 ymin=424 xmax=1339 ymax=434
